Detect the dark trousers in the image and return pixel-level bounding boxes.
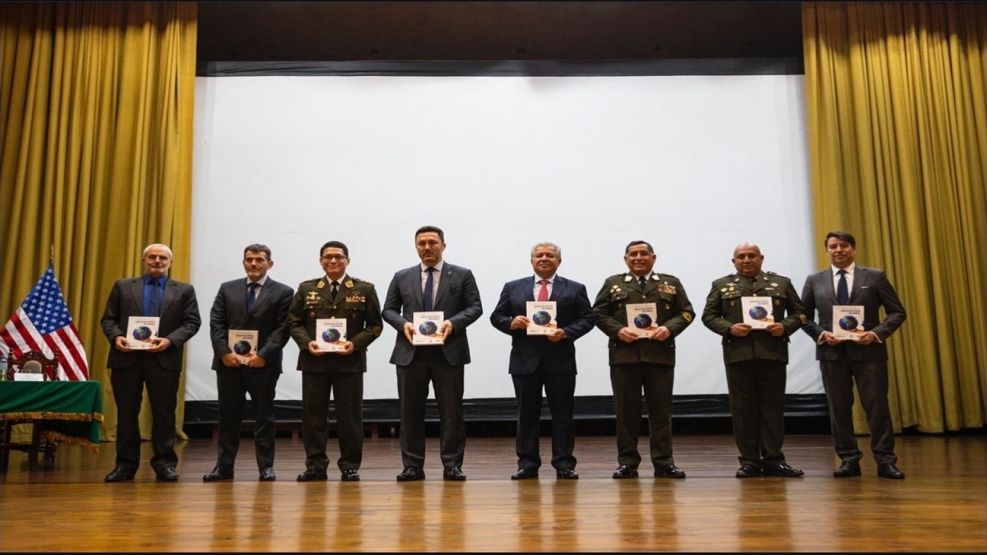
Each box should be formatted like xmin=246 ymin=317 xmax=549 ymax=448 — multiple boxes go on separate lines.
xmin=397 ymin=348 xmax=465 ymax=470
xmin=725 ymin=360 xmax=787 ymax=466
xmin=610 ymin=362 xmax=675 ymax=468
xmin=109 ymin=357 xmax=179 ymax=472
xmin=214 ymin=366 xmax=279 ymax=471
xmin=512 ymin=370 xmax=576 ymax=472
xmin=301 ymin=371 xmax=364 ymax=472
xmin=821 ymin=357 xmax=896 ymax=464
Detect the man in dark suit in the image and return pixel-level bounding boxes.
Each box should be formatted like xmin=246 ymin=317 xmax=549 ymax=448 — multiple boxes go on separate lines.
xmin=286 ymin=241 xmax=382 ymax=482
xmin=702 ymin=242 xmax=806 ymax=478
xmin=100 ymin=243 xmax=201 ymax=482
xmin=203 ymin=244 xmax=293 ymax=482
xmin=490 ymin=242 xmax=596 ymax=480
xmin=382 ymin=225 xmax=483 ymax=481
xmin=592 ymin=240 xmax=694 ymax=480
xmin=801 ymin=230 xmax=907 ymax=479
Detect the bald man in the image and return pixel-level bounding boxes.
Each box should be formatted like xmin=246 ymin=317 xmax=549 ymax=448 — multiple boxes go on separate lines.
xmin=701 ymin=243 xmax=806 ymax=478
xmin=100 ymin=243 xmax=201 ymax=482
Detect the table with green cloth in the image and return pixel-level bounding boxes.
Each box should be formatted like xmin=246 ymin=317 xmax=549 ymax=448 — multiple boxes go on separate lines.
xmin=0 ymin=380 xmax=104 ymax=470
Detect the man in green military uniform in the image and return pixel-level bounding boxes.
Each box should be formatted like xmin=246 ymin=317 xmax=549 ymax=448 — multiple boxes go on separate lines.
xmin=592 ymin=240 xmax=694 ymax=479
xmin=701 ymin=242 xmax=806 ymax=478
xmin=287 ymin=240 xmax=383 ymax=482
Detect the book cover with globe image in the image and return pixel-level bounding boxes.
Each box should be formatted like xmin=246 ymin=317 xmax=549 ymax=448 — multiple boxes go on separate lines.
xmin=741 ymin=297 xmax=774 ymax=329
xmin=316 ymin=318 xmax=347 ymax=352
xmin=228 ymin=329 xmax=259 ymax=363
xmin=832 ymin=305 xmax=865 ymax=340
xmin=412 ymin=311 xmax=445 ymax=345
xmin=625 ymin=303 xmax=659 ymax=338
xmin=526 ymin=301 xmax=558 ymax=336
xmin=125 ymin=316 xmax=160 ymax=350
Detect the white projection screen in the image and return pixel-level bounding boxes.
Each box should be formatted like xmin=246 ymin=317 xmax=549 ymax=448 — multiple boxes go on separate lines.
xmin=188 ymin=71 xmax=821 ymax=402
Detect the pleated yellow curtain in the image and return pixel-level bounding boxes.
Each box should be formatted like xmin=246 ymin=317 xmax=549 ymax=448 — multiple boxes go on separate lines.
xmin=0 ymin=2 xmax=197 ymax=441
xmin=802 ymin=1 xmax=987 ymax=432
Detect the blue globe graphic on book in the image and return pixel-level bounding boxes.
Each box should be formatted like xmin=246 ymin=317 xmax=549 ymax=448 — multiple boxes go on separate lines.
xmin=748 ymin=305 xmax=769 ymax=320
xmin=132 ymin=326 xmax=152 ymax=341
xmin=838 ymin=315 xmax=859 ymax=331
xmin=419 ymin=320 xmax=438 ymax=336
xmin=322 ymin=328 xmax=341 ymax=343
xmin=233 ymin=340 xmax=252 ymax=355
xmin=531 ymin=311 xmax=552 ymax=326
xmin=633 ymin=314 xmax=653 ymax=329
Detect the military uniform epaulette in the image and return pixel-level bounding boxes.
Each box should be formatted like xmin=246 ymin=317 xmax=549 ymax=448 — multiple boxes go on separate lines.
xmin=606 ymin=273 xmax=627 ymax=281
xmin=348 ymin=276 xmax=372 ymax=287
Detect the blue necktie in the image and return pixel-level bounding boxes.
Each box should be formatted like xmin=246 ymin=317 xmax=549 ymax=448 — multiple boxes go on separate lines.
xmin=146 ymin=277 xmax=162 ymax=316
xmin=246 ymin=282 xmax=259 ymax=312
xmin=836 ymin=270 xmax=849 ymax=305
xmin=423 ymin=267 xmax=436 ymax=311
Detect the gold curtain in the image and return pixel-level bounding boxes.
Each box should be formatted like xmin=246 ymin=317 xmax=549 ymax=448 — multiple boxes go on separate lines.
xmin=802 ymin=2 xmax=987 ymax=432
xmin=0 ymin=2 xmax=198 ymax=441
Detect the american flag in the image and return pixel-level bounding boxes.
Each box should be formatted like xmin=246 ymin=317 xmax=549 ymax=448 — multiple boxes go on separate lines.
xmin=0 ymin=263 xmax=89 ymax=380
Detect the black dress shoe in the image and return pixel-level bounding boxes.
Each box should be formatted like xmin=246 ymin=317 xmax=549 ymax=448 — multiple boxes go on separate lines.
xmin=877 ymin=462 xmax=905 ymax=480
xmin=556 ymin=468 xmax=579 ymax=480
xmin=341 ymin=469 xmax=360 ymax=482
xmin=511 ymin=467 xmax=539 ymax=480
xmin=654 ymin=464 xmax=687 ymax=479
xmin=156 ymin=466 xmax=180 ymax=482
xmin=735 ymin=464 xmax=763 ymax=478
xmin=761 ymin=462 xmax=804 ymax=478
xmin=443 ymin=466 xmax=467 ymax=481
xmin=202 ymin=467 xmax=234 ymax=482
xmin=259 ymin=467 xmax=277 ymax=481
xmin=104 ymin=466 xmax=136 ymax=483
xmin=612 ymin=465 xmax=639 ymax=479
xmin=296 ymin=469 xmax=328 ymax=482
xmin=396 ymin=467 xmax=425 ymax=482
xmin=833 ymin=460 xmax=862 ymax=477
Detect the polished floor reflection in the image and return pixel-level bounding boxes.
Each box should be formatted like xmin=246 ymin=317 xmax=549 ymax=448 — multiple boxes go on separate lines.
xmin=1 ymin=434 xmax=984 ymax=551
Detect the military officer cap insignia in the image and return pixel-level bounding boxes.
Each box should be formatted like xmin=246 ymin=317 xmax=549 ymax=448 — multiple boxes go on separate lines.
xmin=316 ymin=280 xmax=325 ymax=289
xmin=345 ymin=279 xmax=354 ymax=288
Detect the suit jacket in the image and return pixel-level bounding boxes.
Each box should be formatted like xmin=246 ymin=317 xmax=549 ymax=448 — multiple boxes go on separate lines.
xmin=800 ymin=266 xmax=906 ymax=362
xmin=209 ymin=277 xmax=294 ymax=373
xmin=100 ymin=276 xmax=202 ymax=371
xmin=592 ymin=272 xmax=695 ymax=366
xmin=701 ymin=271 xmax=806 ymax=364
xmin=489 ymin=275 xmax=596 ymax=375
xmin=382 ymin=262 xmax=483 ymax=366
xmin=286 ymin=275 xmax=383 ymax=373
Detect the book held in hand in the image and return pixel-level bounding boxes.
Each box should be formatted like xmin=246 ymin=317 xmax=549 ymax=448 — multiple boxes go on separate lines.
xmin=526 ymin=301 xmax=558 ymax=336
xmin=832 ymin=305 xmax=865 ymax=341
xmin=625 ymin=303 xmax=659 ymax=338
xmin=315 ymin=318 xmax=348 ymax=352
xmin=228 ymin=329 xmax=259 ymax=364
xmin=126 ymin=316 xmax=160 ymax=350
xmin=741 ymin=297 xmax=775 ymax=330
xmin=412 ymin=311 xmax=445 ymax=345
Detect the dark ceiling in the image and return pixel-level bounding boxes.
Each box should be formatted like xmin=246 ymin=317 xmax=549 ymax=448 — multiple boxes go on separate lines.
xmin=197 ymin=1 xmax=803 ymax=62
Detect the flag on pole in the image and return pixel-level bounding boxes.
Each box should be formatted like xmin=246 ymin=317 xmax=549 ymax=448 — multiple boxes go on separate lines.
xmin=0 ymin=263 xmax=89 ymax=380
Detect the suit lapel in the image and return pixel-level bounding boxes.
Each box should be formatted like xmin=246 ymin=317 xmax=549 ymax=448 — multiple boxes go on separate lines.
xmin=548 ymin=276 xmax=563 ymax=301
xmin=160 ymin=277 xmax=179 ymax=314
xmin=848 ymin=268 xmax=865 ymax=303
xmin=131 ymin=278 xmax=145 ymax=314
xmin=413 ymin=267 xmax=424 ymax=308
xmin=433 ymin=266 xmax=453 ymax=308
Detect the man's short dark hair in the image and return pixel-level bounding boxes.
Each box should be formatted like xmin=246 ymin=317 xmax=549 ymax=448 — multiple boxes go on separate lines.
xmin=824 ymin=231 xmax=856 ymax=248
xmin=320 ymin=241 xmax=349 ymax=258
xmin=415 ymin=225 xmax=445 ymax=242
xmin=243 ymin=244 xmax=272 ymax=260
xmin=624 ymin=240 xmax=654 ymax=254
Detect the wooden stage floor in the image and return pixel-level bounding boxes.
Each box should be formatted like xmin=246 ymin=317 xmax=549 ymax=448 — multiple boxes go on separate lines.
xmin=1 ymin=433 xmax=984 ymax=552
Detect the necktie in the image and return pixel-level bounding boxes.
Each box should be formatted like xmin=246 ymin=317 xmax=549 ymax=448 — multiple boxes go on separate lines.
xmin=246 ymin=282 xmax=259 ymax=312
xmin=330 ymin=281 xmax=340 ymax=300
xmin=147 ymin=277 xmax=161 ymax=316
xmin=639 ymin=276 xmax=648 ymax=289
xmin=537 ymin=279 xmax=549 ymax=301
xmin=423 ymin=267 xmax=436 ymax=311
xmin=837 ymin=270 xmax=849 ymax=305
